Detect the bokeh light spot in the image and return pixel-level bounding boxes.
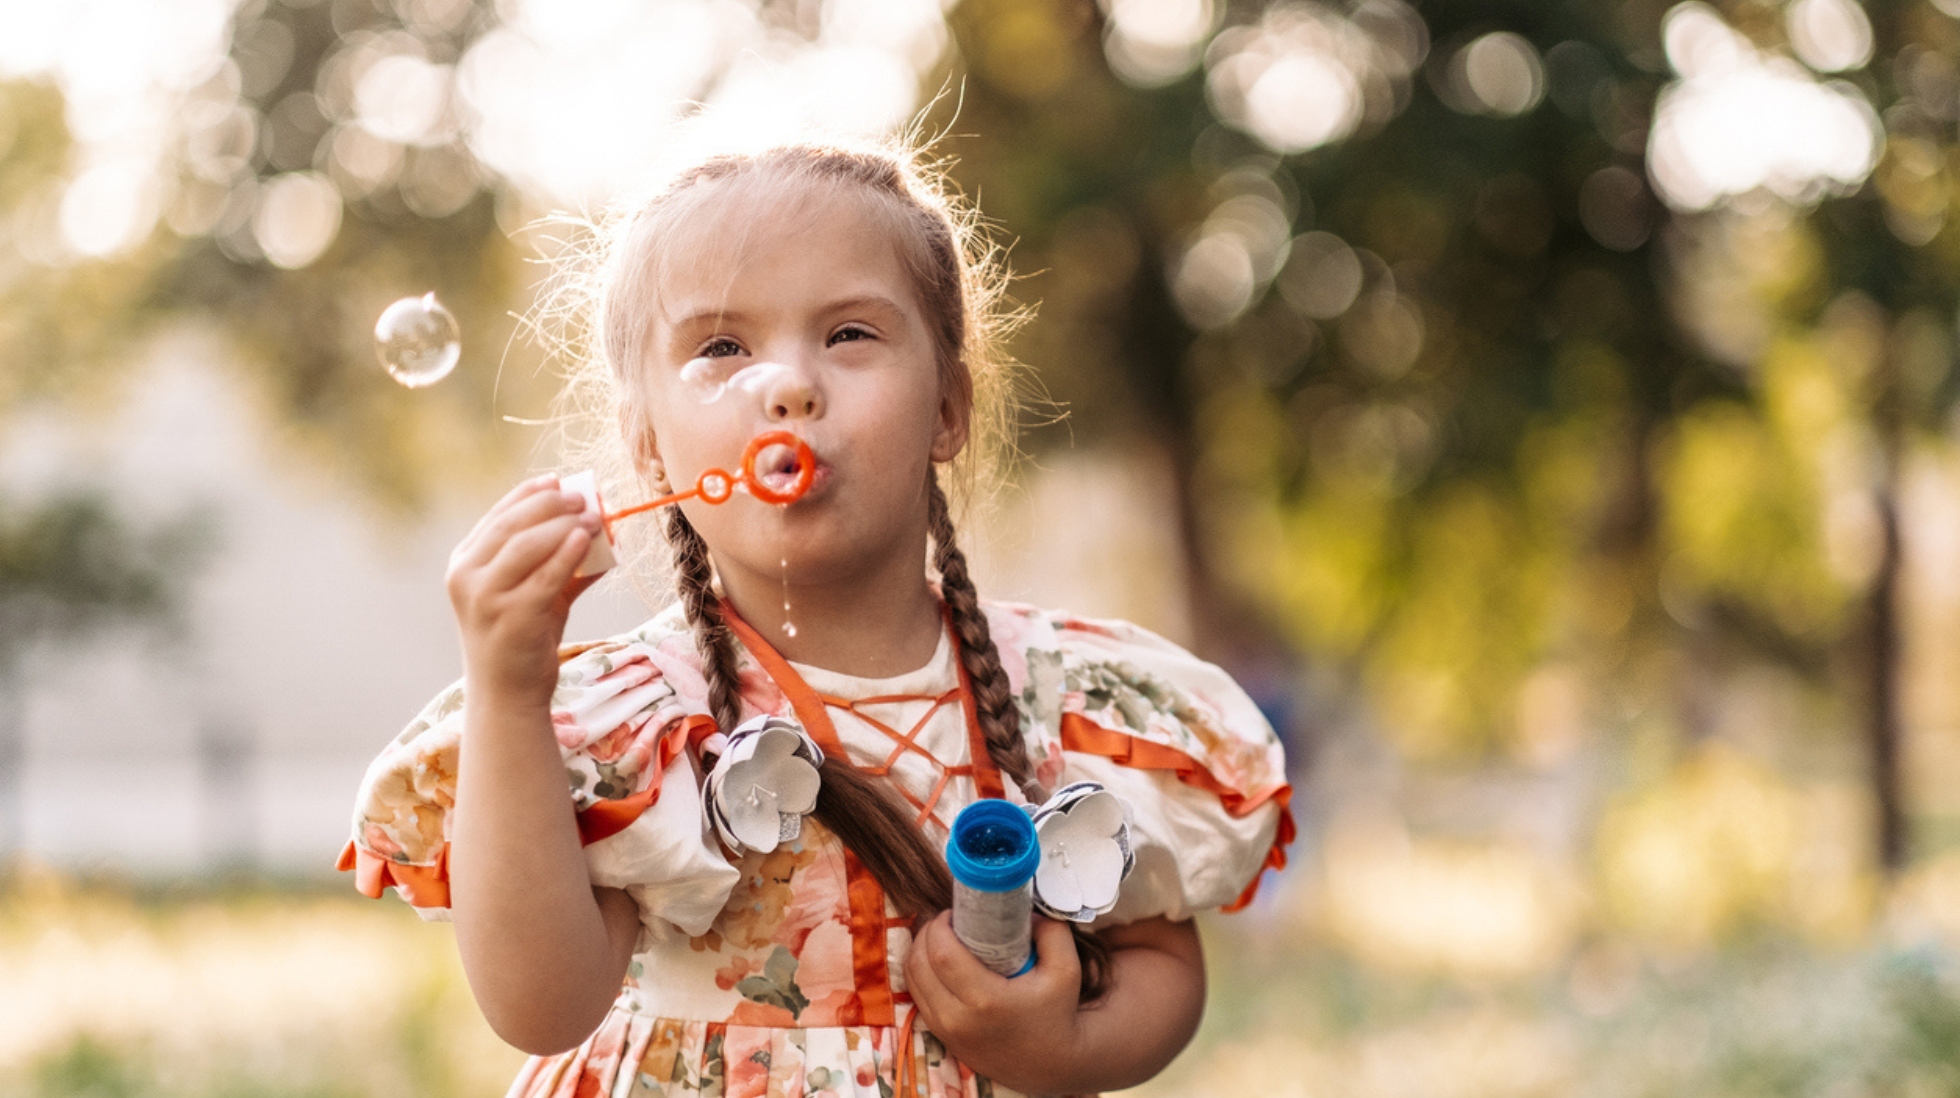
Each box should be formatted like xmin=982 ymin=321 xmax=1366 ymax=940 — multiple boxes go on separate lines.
xmin=1277 ymin=230 xmax=1364 ymax=319
xmin=1449 ymin=32 xmax=1545 ymax=117
xmin=253 ymin=171 xmax=342 ymax=269
xmin=1786 ymin=0 xmax=1873 ymax=74
xmin=58 ymin=160 xmax=159 ymax=258
xmin=1647 ymin=4 xmax=1881 ymax=211
xmin=1172 ymin=232 xmax=1257 ymax=329
xmin=1578 ymin=166 xmax=1653 ymax=251
xmin=1101 ymin=0 xmax=1216 ymax=87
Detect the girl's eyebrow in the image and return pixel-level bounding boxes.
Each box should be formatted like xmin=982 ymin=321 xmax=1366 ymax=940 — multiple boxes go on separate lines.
xmin=670 ymin=308 xmax=748 ymax=331
xmin=666 ymin=295 xmax=907 ymax=338
xmin=826 ymin=294 xmax=906 ymax=316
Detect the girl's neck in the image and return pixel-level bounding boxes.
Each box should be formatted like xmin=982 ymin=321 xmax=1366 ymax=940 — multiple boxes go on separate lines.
xmin=716 ymin=542 xmax=945 ymax=680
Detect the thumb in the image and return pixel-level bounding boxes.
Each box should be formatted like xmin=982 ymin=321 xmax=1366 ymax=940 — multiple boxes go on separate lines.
xmin=566 ymin=570 xmax=605 ymax=601
xmin=554 ymin=568 xmax=604 ymax=614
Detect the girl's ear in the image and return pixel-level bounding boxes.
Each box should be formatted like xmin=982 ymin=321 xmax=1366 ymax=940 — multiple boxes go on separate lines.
xmin=929 ymin=373 xmax=972 ymax=464
xmin=620 ymin=400 xmax=668 ymax=488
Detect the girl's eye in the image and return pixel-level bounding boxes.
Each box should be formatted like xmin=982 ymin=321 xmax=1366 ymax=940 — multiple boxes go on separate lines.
xmin=700 ymin=337 xmax=744 ymax=358
xmin=828 ymin=325 xmax=874 ymax=346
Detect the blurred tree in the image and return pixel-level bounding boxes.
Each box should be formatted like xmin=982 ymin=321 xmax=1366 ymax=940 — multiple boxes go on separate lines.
xmin=1797 ymin=0 xmax=1960 ymax=868
xmin=931 ymin=0 xmax=1695 ymax=764
xmin=936 ymin=0 xmax=1948 ymax=876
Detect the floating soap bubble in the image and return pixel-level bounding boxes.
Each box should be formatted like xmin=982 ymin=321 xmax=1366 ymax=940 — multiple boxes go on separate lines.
xmin=375 ymin=292 xmax=461 ymax=388
xmin=678 ymin=358 xmax=728 ymax=403
xmin=726 ymin=361 xmax=794 ymax=398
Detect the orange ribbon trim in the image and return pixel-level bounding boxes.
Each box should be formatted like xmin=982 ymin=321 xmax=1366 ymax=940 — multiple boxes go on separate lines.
xmin=338 ymin=839 xmax=452 ymax=908
xmin=576 ymin=713 xmax=717 ymax=845
xmin=895 ymin=1001 xmax=923 ymax=1098
xmin=1059 ymin=711 xmax=1294 ymax=911
xmin=842 ymin=847 xmax=897 ymax=1027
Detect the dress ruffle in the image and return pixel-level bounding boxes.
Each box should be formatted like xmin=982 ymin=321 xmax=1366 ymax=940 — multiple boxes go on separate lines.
xmin=983 ymin=603 xmax=1294 ymax=915
xmin=508 ymin=1002 xmax=998 ymax=1098
xmin=342 ymin=625 xmax=721 ymax=921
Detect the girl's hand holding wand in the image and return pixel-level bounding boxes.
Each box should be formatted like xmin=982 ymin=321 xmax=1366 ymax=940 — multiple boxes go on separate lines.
xmin=906 ymin=912 xmax=1206 ymax=1095
xmin=446 ymin=475 xmax=604 ymax=703
xmin=444 ymin=474 xmax=641 ymax=1055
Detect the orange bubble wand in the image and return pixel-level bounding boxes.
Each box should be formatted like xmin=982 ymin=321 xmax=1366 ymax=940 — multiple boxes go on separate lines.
xmin=563 ymin=430 xmax=817 ymax=576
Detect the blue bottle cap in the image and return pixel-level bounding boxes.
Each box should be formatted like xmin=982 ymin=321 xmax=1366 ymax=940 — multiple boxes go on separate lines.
xmin=946 ymin=799 xmax=1040 ymax=892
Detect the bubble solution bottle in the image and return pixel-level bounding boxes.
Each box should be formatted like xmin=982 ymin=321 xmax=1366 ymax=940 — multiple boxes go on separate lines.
xmin=945 ymin=799 xmax=1041 ymax=977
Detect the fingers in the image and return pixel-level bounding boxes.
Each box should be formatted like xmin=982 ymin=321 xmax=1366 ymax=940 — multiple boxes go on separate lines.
xmin=453 ymin=481 xmax=591 ymax=573
xmin=907 ymin=910 xmax=1087 ymax=1088
xmin=919 ymin=911 xmax=1005 ymax=1005
xmin=1027 ymin=916 xmax=1082 ymax=996
xmin=482 ymin=511 xmax=596 ymax=594
xmin=517 ymin=523 xmax=594 ymax=604
xmin=456 ymin=474 xmax=558 ymax=554
xmin=904 ymin=913 xmax=967 ymax=1025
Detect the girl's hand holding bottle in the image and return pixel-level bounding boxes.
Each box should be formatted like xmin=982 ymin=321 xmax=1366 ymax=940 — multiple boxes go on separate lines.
xmin=905 ymin=915 xmax=1090 ymax=1092
xmin=907 ymin=912 xmax=1207 ymax=1095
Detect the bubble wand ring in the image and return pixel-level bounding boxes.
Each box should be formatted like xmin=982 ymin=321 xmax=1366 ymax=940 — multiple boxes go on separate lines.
xmin=603 ymin=430 xmax=816 ymax=530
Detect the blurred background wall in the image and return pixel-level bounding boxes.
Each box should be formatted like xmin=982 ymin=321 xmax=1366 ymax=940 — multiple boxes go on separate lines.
xmin=14 ymin=0 xmax=1960 ymax=1095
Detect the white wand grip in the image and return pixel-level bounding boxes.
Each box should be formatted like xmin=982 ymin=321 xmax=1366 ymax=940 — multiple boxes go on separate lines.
xmin=559 ymin=470 xmax=617 ymax=577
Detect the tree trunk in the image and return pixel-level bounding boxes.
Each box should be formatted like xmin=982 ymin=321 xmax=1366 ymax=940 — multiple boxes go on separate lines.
xmin=1868 ymin=464 xmax=1907 ymax=872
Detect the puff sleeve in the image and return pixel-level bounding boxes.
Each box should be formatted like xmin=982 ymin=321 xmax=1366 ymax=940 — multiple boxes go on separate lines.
xmin=338 ymin=629 xmax=741 ymax=935
xmin=987 ymin=604 xmax=1295 ymax=924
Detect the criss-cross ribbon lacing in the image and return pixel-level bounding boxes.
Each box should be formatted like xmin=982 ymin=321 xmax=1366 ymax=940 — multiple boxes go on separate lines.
xmin=721 ymin=604 xmax=1006 ymax=1097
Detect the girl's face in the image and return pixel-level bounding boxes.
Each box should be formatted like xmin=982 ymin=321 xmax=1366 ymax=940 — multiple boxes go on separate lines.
xmin=634 ymin=180 xmax=967 ymax=592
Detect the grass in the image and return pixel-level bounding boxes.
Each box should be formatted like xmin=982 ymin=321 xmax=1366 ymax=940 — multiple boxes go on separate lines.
xmin=9 ymin=868 xmax=1960 ymax=1097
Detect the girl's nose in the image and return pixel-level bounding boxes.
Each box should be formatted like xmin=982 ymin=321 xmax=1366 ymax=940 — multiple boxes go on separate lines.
xmin=761 ymin=365 xmax=823 ymax=422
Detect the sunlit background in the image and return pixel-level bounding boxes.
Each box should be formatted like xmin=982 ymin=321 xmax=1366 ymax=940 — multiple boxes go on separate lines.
xmin=11 ymin=0 xmax=1960 ymax=1094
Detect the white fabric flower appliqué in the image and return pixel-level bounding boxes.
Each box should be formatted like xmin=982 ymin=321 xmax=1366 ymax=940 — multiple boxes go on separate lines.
xmin=702 ymin=715 xmax=823 ymax=855
xmin=1031 ymin=781 xmax=1136 ymax=922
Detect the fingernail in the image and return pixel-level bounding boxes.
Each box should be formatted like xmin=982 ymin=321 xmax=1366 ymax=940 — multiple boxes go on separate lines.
xmin=561 ymin=490 xmax=587 ymax=509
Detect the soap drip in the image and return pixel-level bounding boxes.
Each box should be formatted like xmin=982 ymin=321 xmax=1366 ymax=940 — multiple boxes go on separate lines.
xmin=779 ymin=505 xmax=797 ymax=638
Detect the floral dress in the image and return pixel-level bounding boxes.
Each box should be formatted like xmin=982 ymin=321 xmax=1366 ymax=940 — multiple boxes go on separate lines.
xmin=341 ymin=600 xmax=1293 ymax=1098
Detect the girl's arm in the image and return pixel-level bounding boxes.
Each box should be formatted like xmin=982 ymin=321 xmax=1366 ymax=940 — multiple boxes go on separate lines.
xmin=906 ymin=913 xmax=1207 ymax=1095
xmin=443 ymin=476 xmax=640 ymax=1054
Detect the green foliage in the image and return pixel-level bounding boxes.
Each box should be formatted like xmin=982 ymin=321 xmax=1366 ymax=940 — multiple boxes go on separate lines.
xmin=0 ymin=489 xmax=212 ymax=666
xmin=28 ymin=1037 xmax=143 ymax=1098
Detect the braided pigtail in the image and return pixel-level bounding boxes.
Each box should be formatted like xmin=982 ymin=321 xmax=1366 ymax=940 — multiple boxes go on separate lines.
xmin=666 ymin=507 xmax=743 ymax=734
xmin=664 ymin=507 xmax=953 ymax=921
xmin=927 ymin=469 xmax=1043 ymax=803
xmin=928 ymin=469 xmax=1110 ymax=1000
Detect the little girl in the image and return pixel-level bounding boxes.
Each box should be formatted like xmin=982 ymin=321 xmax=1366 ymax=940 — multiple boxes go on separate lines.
xmin=341 ymin=141 xmax=1292 ymax=1098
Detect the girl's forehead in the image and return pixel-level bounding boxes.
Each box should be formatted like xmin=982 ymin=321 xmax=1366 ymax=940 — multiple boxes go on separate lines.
xmin=651 ymin=180 xmax=917 ymax=316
